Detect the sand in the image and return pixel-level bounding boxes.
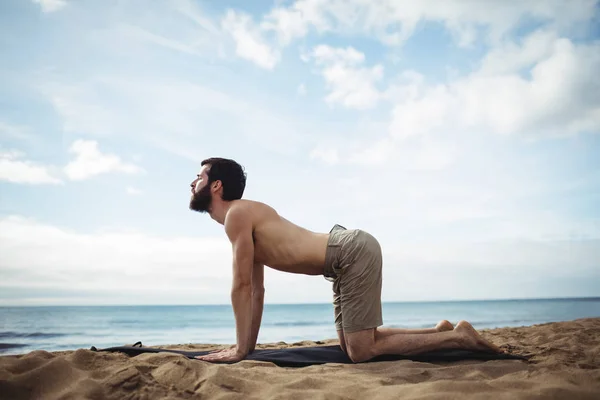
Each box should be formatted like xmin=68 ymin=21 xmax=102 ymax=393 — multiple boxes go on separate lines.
xmin=1 ymin=317 xmax=599 ymax=400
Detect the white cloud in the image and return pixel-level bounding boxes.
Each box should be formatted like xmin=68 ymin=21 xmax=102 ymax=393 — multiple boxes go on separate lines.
xmin=0 ymin=140 xmax=141 ymax=184
xmin=45 ymin=83 xmax=118 ymax=137
xmin=346 ymin=136 xmax=395 ymax=166
xmin=1 ymin=214 xmax=598 ymax=305
xmin=126 ymin=186 xmax=142 ymax=196
xmin=306 ymin=45 xmax=383 ymax=109
xmin=310 ymin=45 xmax=366 ymax=65
xmin=391 ymin=236 xmax=600 ymax=272
xmin=87 ymin=0 xmax=226 ymax=61
xmin=261 ymin=2 xmax=317 ymax=45
xmin=387 ymin=78 xmax=454 ymax=139
xmin=387 ymin=34 xmax=600 ymax=140
xmin=260 ymin=0 xmax=598 ymax=48
xmin=309 ymin=144 xmax=339 ymax=165
xmin=63 ymin=140 xmax=143 ymax=181
xmin=380 ymin=234 xmax=600 ymax=301
xmin=306 ymin=123 xmax=599 ymax=252
xmin=0 ymin=216 xmax=333 ymax=305
xmin=116 ymin=24 xmax=202 ymax=56
xmin=220 ymin=0 xmax=598 ymax=73
xmin=33 ymin=0 xmax=66 ymax=13
xmin=0 ymin=151 xmax=62 ymax=185
xmin=478 ymin=30 xmax=559 ymax=76
xmin=0 ymin=216 xmax=231 ymax=305
xmin=310 ymin=128 xmax=458 ymax=169
xmin=172 ymin=0 xmax=222 ymax=37
xmin=297 ymin=83 xmax=307 ymax=95
xmin=324 ymin=31 xmax=600 ymax=167
xmin=41 ymin=77 xmax=308 ymax=159
xmin=0 ymin=121 xmax=32 ymax=141
xmin=221 ymin=10 xmax=279 ymax=69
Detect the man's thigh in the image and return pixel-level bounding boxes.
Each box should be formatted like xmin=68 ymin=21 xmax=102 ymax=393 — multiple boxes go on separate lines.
xmin=338 ymin=231 xmax=383 ymax=332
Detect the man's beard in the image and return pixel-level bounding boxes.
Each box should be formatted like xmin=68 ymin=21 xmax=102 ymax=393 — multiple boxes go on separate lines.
xmin=189 ymin=184 xmax=212 ymax=213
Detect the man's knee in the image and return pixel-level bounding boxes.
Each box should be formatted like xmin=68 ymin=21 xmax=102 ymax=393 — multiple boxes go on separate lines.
xmin=337 ymin=330 xmax=347 ymax=354
xmin=346 ymin=342 xmax=374 ymax=363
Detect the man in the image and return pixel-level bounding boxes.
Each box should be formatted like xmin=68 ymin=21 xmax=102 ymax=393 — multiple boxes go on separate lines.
xmin=190 ymin=157 xmax=503 ymax=363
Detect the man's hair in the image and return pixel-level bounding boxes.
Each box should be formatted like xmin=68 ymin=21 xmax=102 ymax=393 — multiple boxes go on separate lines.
xmin=201 ymin=157 xmax=247 ymax=201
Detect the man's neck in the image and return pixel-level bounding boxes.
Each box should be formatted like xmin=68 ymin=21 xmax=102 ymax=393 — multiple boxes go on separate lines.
xmin=208 ymin=200 xmax=232 ymax=225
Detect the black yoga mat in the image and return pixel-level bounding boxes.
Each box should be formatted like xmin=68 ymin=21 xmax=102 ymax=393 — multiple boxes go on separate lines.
xmin=91 ymin=342 xmax=528 ymax=368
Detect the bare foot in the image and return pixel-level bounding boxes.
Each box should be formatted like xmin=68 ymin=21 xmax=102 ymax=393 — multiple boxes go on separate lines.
xmin=436 ymin=320 xmax=454 ymax=332
xmin=455 ymin=320 xmax=504 ymax=353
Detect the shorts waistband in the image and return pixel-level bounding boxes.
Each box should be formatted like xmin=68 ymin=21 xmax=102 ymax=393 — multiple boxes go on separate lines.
xmin=324 ymin=224 xmax=347 ymax=282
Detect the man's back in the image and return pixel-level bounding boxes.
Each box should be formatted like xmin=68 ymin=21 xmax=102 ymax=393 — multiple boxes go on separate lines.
xmin=232 ymin=199 xmax=329 ymax=275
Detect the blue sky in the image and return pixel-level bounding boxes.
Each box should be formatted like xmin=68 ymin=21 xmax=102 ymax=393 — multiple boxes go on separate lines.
xmin=1 ymin=0 xmax=599 ymax=306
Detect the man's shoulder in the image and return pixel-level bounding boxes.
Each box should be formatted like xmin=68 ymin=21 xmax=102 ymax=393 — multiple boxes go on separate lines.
xmin=226 ymin=200 xmax=273 ymax=223
xmin=225 ymin=201 xmax=250 ymax=220
xmin=224 ymin=200 xmax=277 ymax=240
xmin=230 ymin=199 xmax=275 ymax=213
xmin=223 ymin=202 xmax=253 ymax=240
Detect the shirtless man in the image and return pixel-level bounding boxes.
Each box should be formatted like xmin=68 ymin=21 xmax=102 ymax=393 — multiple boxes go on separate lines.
xmin=190 ymin=158 xmax=503 ymax=363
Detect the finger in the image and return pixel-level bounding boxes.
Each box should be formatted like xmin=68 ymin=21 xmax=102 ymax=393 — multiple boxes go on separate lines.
xmin=194 ymin=354 xmax=224 ymax=361
xmin=211 ymin=347 xmax=233 ymax=354
xmin=195 ymin=356 xmax=217 ymax=362
xmin=196 ymin=355 xmax=217 ymax=361
xmin=212 ymin=352 xmax=233 ymax=361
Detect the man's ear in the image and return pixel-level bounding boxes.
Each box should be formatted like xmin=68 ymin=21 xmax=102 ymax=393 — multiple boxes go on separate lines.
xmin=212 ymin=180 xmax=222 ymax=192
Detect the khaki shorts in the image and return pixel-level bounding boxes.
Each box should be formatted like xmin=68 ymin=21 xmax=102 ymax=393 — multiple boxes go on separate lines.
xmin=324 ymin=224 xmax=383 ymax=333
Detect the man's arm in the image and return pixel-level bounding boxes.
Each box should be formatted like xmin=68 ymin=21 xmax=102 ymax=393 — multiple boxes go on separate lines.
xmin=249 ymin=262 xmax=265 ymax=352
xmin=224 ymin=206 xmax=254 ymax=357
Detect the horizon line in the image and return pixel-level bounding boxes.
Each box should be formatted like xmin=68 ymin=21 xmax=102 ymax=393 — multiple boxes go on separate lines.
xmin=1 ymin=295 xmax=599 ymax=307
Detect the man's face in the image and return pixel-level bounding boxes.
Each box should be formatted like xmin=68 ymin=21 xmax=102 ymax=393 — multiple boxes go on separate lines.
xmin=189 ymin=165 xmax=212 ymax=213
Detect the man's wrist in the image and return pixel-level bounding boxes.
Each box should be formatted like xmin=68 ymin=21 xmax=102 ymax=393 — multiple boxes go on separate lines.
xmin=235 ymin=346 xmax=249 ymax=357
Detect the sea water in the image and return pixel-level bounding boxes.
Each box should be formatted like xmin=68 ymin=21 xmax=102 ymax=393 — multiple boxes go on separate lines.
xmin=1 ymin=298 xmax=599 ymax=355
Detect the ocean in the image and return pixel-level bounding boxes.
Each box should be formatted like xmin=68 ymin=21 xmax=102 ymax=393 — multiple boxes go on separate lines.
xmin=1 ymin=297 xmax=599 ymax=356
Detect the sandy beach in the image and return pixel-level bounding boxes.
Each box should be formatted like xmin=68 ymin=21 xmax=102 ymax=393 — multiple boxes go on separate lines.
xmin=1 ymin=317 xmax=599 ymax=399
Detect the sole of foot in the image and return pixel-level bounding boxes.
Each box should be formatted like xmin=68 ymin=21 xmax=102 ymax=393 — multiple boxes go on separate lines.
xmin=455 ymin=320 xmax=504 ymax=353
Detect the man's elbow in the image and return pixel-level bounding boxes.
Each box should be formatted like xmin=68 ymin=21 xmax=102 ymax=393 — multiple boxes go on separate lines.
xmin=231 ymin=281 xmax=252 ymax=297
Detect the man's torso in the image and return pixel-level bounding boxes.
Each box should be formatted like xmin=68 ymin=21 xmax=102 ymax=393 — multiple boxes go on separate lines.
xmin=231 ymin=199 xmax=330 ymax=275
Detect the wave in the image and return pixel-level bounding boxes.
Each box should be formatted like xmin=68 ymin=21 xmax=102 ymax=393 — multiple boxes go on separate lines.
xmin=0 ymin=343 xmax=29 ymax=350
xmin=467 ymin=319 xmax=539 ymax=327
xmin=269 ymin=321 xmax=326 ymax=327
xmin=0 ymin=331 xmax=68 ymax=339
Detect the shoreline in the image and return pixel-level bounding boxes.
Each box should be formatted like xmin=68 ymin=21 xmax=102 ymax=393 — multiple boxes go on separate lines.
xmin=1 ymin=316 xmax=598 ymax=357
xmin=1 ymin=317 xmax=599 ymax=399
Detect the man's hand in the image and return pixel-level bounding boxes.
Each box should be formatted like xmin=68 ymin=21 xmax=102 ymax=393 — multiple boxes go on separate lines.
xmin=194 ymin=346 xmax=247 ymax=362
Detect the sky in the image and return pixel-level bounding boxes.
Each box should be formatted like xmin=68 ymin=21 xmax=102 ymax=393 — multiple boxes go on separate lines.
xmin=1 ymin=0 xmax=599 ymax=306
